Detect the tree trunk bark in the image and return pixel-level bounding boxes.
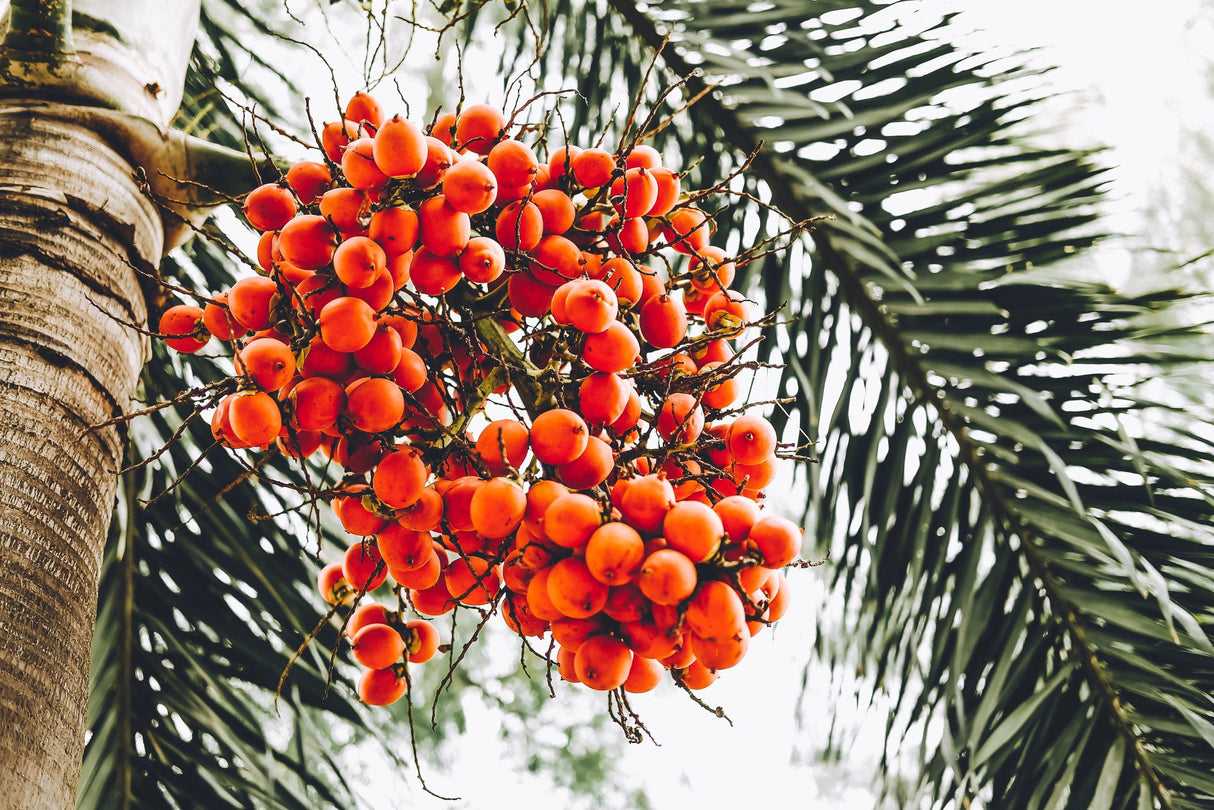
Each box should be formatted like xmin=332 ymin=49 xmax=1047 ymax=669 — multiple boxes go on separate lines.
xmin=0 ymin=103 xmax=157 ymax=809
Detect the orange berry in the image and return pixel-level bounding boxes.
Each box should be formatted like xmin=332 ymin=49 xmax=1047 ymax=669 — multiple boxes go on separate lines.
xmin=317 ymin=561 xmax=354 ymax=605
xmin=373 ymin=115 xmax=427 ymax=178
xmin=610 ymin=166 xmax=659 ymax=218
xmin=574 ymin=635 xmax=633 ymax=691
xmin=530 ymin=408 xmax=589 ymax=465
xmin=345 ymin=602 xmax=392 ymax=639
xmin=727 ymin=415 xmax=777 ymax=465
xmin=352 ymin=623 xmax=404 ymax=669
xmin=403 ymin=619 xmax=440 ymax=663
xmin=571 ymin=148 xmax=617 ymax=188
xmin=376 ymin=522 xmax=433 ymax=571
xmin=663 ymin=501 xmax=724 ymax=563
xmin=656 ymin=393 xmax=705 ymax=443
xmin=563 ymin=280 xmax=619 ymax=334
xmin=341 ymin=137 xmax=388 ymax=191
xmin=343 ymin=541 xmax=388 ymax=591
xmin=557 ymin=436 xmax=614 ymax=490
xmin=239 ymin=337 xmax=295 ymax=392
xmin=487 ymin=138 xmax=539 ymax=187
xmin=623 ymin=655 xmax=664 ymax=693
xmin=373 ymin=448 xmax=428 ymax=508
xmin=619 ymin=474 xmax=676 ymax=534
xmin=531 ymin=188 xmax=576 ymax=234
xmin=353 ymin=324 xmax=404 ymax=375
xmin=495 ymin=200 xmax=544 ymax=250
xmin=476 ymin=419 xmax=529 ymax=476
xmin=639 ymin=294 xmax=688 ymax=348
xmin=543 ymin=493 xmax=603 ymax=548
xmin=551 ymin=614 xmax=612 ymax=652
xmin=243 ymin=183 xmax=297 ymax=231
xmin=286 ymin=160 xmax=332 ymax=205
xmin=713 ymin=495 xmax=761 ymax=542
xmin=228 ymin=276 xmax=279 ymax=332
xmin=690 ymin=631 xmax=748 ymax=670
xmin=333 ymin=236 xmax=386 ymax=289
xmin=577 ymin=373 xmax=631 ymax=427
xmin=749 ymin=515 xmax=803 ymax=569
xmin=636 ymin=548 xmax=697 ymax=605
xmin=322 ymin=119 xmax=359 ymax=162
xmin=202 ymin=293 xmax=246 ymax=342
xmin=584 ymin=522 xmax=645 ymax=585
xmin=458 ymin=236 xmax=506 ymax=284
xmin=345 ymin=377 xmax=405 ymax=434
xmin=409 ymin=248 xmax=462 ymax=296
xmin=444 ymin=555 xmax=501 ymax=605
xmin=547 ymin=557 xmax=609 ymax=619
xmin=368 ymin=206 xmax=419 ymax=258
xmin=344 ymin=91 xmax=385 ymax=128
xmin=278 ymin=214 xmax=338 ymax=270
xmin=469 ymin=477 xmax=527 ymax=539
xmin=686 ymin=580 xmax=746 ymax=641
xmin=454 ymin=104 xmax=505 ymax=154
xmin=358 ymin=667 xmax=407 ymax=705
xmin=648 ymin=167 xmax=681 ymax=217
xmin=319 ymin=296 xmax=377 ymax=353
xmin=583 ymin=321 xmax=640 ymax=373
xmin=159 ymin=304 xmax=210 ymax=353
xmin=418 ymin=197 xmax=470 ymax=257
xmin=397 ymin=486 xmax=444 ymax=532
xmin=442 ymin=158 xmax=498 ymax=214
xmin=228 ymin=391 xmax=282 ymax=446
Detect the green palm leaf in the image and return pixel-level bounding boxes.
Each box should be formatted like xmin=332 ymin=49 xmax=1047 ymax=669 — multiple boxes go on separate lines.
xmin=484 ymin=0 xmax=1214 ymax=806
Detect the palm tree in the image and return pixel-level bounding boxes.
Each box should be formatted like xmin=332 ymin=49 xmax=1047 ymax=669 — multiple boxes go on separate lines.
xmin=0 ymin=1 xmax=1208 ymax=808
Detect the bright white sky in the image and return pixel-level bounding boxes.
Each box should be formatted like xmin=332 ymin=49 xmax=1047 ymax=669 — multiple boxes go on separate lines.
xmin=266 ymin=2 xmax=1211 ymax=807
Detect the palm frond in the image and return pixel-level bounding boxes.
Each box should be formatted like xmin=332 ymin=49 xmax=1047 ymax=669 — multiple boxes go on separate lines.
xmin=485 ymin=1 xmax=1214 ymax=806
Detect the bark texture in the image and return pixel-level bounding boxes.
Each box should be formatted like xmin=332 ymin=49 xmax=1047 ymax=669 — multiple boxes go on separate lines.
xmin=0 ymin=103 xmax=156 ymax=809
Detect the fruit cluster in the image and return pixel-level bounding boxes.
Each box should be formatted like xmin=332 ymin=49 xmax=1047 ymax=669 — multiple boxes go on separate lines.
xmin=157 ymin=91 xmax=802 ymax=708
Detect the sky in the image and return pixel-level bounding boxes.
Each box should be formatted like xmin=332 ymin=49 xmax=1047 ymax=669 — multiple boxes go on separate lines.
xmin=258 ymin=1 xmax=1213 ymax=807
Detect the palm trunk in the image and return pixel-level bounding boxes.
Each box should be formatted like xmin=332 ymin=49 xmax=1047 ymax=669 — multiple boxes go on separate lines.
xmin=0 ymin=104 xmax=157 ymax=808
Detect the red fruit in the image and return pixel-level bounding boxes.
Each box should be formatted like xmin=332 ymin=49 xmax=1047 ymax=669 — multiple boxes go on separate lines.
xmin=343 ymin=541 xmax=388 ymax=591
xmin=373 ymin=115 xmax=427 ymax=178
xmin=358 ymin=667 xmax=407 ymax=706
xmin=577 ymin=373 xmax=631 ymax=427
xmin=749 ymin=515 xmax=803 ymax=569
xmin=442 ymin=159 xmax=498 ymax=214
xmin=636 ymin=548 xmax=697 ymax=606
xmin=374 ymin=448 xmax=428 ymax=508
xmin=228 ymin=391 xmax=282 ymax=446
xmin=469 ymin=477 xmax=527 ymax=539
xmin=574 ymin=635 xmax=632 ymax=691
xmin=728 ymin=415 xmax=777 ymax=465
xmin=583 ymin=321 xmax=639 ymax=373
xmin=656 ymin=393 xmax=705 ymax=443
xmin=243 ymin=183 xmax=297 ymax=232
xmin=345 ymin=377 xmax=404 ymax=434
xmin=530 ymin=409 xmax=590 ymax=466
xmin=639 ymin=294 xmax=688 ymax=348
xmin=159 ymin=305 xmax=210 ymax=353
xmin=278 ymin=215 xmax=338 ymax=270
xmin=454 ymin=104 xmax=505 ymax=154
xmin=239 ymin=337 xmax=295 ymax=392
xmin=286 ymin=160 xmax=332 ymax=205
xmin=228 ymin=276 xmax=279 ymax=331
xmin=458 ymin=236 xmax=506 ymax=284
xmin=352 ymin=623 xmax=404 ymax=669
xmin=318 ymin=297 xmax=377 ymax=353
xmin=333 ymin=236 xmax=387 ymax=289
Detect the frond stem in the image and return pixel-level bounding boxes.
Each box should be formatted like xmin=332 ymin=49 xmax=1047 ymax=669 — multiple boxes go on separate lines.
xmin=608 ymin=0 xmax=1170 ymax=803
